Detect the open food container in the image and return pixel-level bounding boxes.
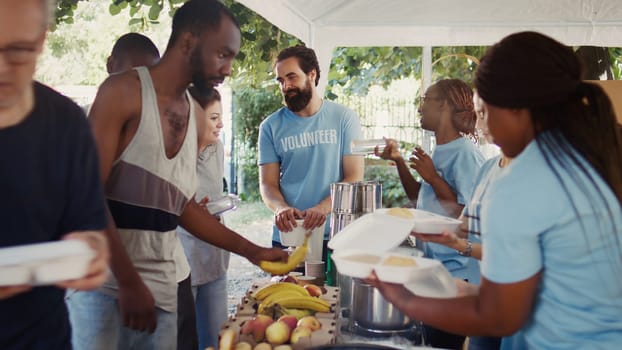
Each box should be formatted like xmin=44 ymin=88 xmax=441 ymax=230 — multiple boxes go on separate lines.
xmin=328 ymin=209 xmax=457 ymax=298
xmin=0 ymin=240 xmax=95 ymax=286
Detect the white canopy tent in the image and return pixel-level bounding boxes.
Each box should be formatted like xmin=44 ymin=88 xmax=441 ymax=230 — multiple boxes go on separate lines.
xmin=236 ymin=0 xmax=622 ymax=92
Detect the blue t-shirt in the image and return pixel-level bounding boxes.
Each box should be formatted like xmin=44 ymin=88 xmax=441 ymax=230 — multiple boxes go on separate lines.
xmin=481 ymin=140 xmax=622 ymax=349
xmin=258 ymin=100 xmax=362 ymax=241
xmin=417 ymin=137 xmax=485 ymax=282
xmin=0 ymin=82 xmax=107 ymax=349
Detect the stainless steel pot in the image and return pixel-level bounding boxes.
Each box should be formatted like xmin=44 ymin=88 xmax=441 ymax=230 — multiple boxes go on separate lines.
xmin=329 ymin=213 xmax=360 ymax=239
xmin=330 ymin=182 xmax=358 ymax=214
xmin=351 ymin=278 xmax=414 ymax=331
xmin=354 ymin=181 xmax=382 ymax=214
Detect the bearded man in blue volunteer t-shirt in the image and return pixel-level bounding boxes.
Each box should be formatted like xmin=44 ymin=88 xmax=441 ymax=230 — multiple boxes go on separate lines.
xmin=258 ymin=45 xmax=364 ymax=265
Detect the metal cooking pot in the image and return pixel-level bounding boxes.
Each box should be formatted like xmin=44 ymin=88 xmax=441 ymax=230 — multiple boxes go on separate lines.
xmin=351 ymin=278 xmax=414 ymax=331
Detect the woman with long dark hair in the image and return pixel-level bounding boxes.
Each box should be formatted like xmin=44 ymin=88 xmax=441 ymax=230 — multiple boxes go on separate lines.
xmin=368 ymin=31 xmax=622 ymax=349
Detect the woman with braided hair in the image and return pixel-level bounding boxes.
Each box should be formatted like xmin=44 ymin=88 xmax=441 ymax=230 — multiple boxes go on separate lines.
xmin=376 ymin=78 xmax=485 ymax=349
xmin=368 ymin=31 xmax=622 ymax=350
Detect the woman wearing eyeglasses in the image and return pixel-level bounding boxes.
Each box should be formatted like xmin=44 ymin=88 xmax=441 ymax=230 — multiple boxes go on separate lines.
xmin=376 ymin=78 xmax=485 ymax=349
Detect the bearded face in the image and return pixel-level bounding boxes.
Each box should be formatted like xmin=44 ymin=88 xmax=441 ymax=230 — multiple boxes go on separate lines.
xmin=190 ymin=47 xmax=213 ymax=96
xmin=284 ymin=76 xmax=313 ymax=112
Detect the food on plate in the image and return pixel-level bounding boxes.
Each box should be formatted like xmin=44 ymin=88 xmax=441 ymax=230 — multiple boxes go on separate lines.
xmin=383 ymin=255 xmax=417 ymax=266
xmin=342 ymin=253 xmax=381 ymax=264
xmin=386 ymin=207 xmax=414 ymax=219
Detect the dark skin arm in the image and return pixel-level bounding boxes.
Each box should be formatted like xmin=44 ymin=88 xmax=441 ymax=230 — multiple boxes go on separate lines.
xmin=410 ymin=146 xmax=463 ymax=218
xmin=366 ymin=271 xmax=541 ymax=336
xmin=375 ymin=139 xmax=421 ymax=201
xmin=89 ymin=72 xmax=157 ymax=332
xmin=179 ymin=200 xmax=288 ymax=265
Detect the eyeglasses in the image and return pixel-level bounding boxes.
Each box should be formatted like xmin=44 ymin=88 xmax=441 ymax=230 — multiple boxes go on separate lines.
xmin=0 ymin=46 xmax=39 ymax=65
xmin=415 ymin=95 xmax=443 ymax=105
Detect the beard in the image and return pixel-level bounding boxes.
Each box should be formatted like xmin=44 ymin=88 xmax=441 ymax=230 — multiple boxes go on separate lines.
xmin=284 ymin=78 xmax=313 ymax=112
xmin=189 ymin=47 xmax=219 ymax=96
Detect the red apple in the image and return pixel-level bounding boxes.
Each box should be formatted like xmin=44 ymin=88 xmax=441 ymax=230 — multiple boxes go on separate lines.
xmin=276 ymin=314 xmax=298 ymax=331
xmin=296 ymin=315 xmax=321 ymax=331
xmin=303 ymin=284 xmax=323 ymax=297
xmin=265 ymin=321 xmax=291 ymax=345
xmin=289 ymin=325 xmax=313 ymax=344
xmin=240 ymin=314 xmax=274 ymax=342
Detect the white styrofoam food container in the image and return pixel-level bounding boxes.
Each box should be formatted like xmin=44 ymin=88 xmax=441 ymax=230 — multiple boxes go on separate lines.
xmin=0 ymin=240 xmax=95 ymax=286
xmin=328 ymin=209 xmax=458 ymax=298
xmin=374 ymin=208 xmax=462 ymax=235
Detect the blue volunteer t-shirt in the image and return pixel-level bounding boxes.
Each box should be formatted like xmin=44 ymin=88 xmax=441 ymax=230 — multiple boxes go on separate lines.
xmin=258 ymin=100 xmax=362 ymax=241
xmin=417 ymin=136 xmax=484 ymax=282
xmin=482 ymin=139 xmax=622 ymax=349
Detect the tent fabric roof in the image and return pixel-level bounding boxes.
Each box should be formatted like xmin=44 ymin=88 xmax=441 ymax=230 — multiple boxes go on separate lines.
xmin=237 ymin=0 xmax=622 ymax=47
xmin=236 ymin=0 xmax=622 ymax=91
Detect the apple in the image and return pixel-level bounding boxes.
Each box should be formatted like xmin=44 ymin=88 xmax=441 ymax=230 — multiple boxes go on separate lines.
xmin=240 ymin=314 xmax=274 ymax=342
xmin=303 ymin=284 xmax=323 ymax=297
xmin=289 ymin=325 xmax=313 ymax=344
xmin=235 ymin=342 xmax=253 ymax=350
xmin=253 ymin=343 xmax=272 ymax=350
xmin=273 ymin=345 xmax=293 ymax=350
xmin=297 ymin=315 xmax=321 ymax=331
xmin=265 ymin=321 xmax=291 ymax=345
xmin=276 ymin=314 xmax=298 ymax=331
xmin=281 ymin=275 xmax=299 ymax=284
xmin=218 ymin=328 xmax=238 ymax=350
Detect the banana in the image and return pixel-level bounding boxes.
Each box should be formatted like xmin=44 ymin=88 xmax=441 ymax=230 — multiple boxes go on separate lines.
xmin=277 ymin=305 xmax=314 ymax=319
xmin=257 ymin=290 xmax=309 ymax=314
xmin=253 ymin=282 xmax=309 ymax=301
xmin=274 ymin=295 xmax=332 ymax=313
xmin=259 ymin=233 xmax=309 ymax=275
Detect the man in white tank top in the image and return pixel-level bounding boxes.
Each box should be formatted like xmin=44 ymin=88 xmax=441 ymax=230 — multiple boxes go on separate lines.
xmin=68 ymin=1 xmax=287 ymax=349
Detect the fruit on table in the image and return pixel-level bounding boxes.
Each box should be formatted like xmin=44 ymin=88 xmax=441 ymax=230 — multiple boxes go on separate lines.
xmin=253 ymin=282 xmax=309 ymax=301
xmin=274 ymin=304 xmax=314 ymax=319
xmin=297 ymin=315 xmax=322 ymax=331
xmin=240 ymin=314 xmax=274 ymax=342
xmin=259 ymin=234 xmax=309 ymax=275
xmin=257 ymin=289 xmax=310 ymax=315
xmin=265 ymin=321 xmax=292 ymax=345
xmin=303 ymin=283 xmax=323 ymax=297
xmin=290 ymin=325 xmax=313 ymax=344
xmin=273 ymin=345 xmax=294 ymax=350
xmin=253 ymin=342 xmax=272 ymax=350
xmin=218 ymin=328 xmax=238 ymax=350
xmin=273 ymin=295 xmax=331 ymax=313
xmin=235 ymin=342 xmax=253 ymax=350
xmin=276 ymin=314 xmax=298 ymax=331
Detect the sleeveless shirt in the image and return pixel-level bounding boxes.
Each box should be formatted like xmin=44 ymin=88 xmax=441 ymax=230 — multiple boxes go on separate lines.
xmin=102 ymin=66 xmax=197 ymax=312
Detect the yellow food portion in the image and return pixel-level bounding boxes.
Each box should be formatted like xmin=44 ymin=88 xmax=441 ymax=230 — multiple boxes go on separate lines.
xmin=386 ymin=207 xmax=414 ymax=219
xmin=343 ymin=253 xmax=381 ymax=264
xmin=383 ymin=255 xmax=417 ymax=266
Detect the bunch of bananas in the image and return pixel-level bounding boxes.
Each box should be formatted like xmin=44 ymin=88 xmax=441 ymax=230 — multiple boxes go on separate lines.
xmin=253 ymin=282 xmax=331 ymax=316
xmin=259 ymin=233 xmax=309 ymax=275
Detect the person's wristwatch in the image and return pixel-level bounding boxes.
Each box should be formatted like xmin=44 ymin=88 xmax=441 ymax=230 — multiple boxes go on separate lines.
xmin=458 ymin=239 xmax=472 ymax=257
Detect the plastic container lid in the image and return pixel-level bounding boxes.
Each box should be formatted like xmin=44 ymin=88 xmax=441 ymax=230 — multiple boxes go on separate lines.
xmin=0 ymin=240 xmax=95 ymax=286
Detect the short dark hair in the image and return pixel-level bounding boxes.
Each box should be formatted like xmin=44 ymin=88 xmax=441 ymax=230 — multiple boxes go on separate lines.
xmin=189 ymin=86 xmax=221 ymax=109
xmin=276 ymin=45 xmax=321 ymax=86
xmin=111 ymin=33 xmax=160 ymax=59
xmin=167 ymin=0 xmax=239 ymax=49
